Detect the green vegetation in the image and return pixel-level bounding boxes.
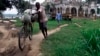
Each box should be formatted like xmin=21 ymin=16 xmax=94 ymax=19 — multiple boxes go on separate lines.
xmin=82 ymin=28 xmax=100 ymax=56
xmin=15 ymin=18 xmax=67 ymax=34
xmin=41 ymin=18 xmax=100 ymax=56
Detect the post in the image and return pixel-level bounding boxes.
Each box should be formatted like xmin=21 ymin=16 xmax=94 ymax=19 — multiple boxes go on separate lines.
xmin=77 ymin=8 xmax=78 ymax=17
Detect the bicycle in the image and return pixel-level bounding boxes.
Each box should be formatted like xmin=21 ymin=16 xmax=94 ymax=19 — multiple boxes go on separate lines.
xmin=18 ymin=21 xmax=33 ymax=51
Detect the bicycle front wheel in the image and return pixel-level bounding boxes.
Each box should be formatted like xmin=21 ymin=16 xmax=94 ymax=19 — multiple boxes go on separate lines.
xmin=18 ymin=28 xmax=26 ymax=51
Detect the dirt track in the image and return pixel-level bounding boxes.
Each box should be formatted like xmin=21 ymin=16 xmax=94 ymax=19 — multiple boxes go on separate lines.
xmin=0 ymin=24 xmax=68 ymax=56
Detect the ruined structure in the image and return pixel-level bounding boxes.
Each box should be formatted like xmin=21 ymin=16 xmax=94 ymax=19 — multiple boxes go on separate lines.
xmin=46 ymin=0 xmax=100 ymax=17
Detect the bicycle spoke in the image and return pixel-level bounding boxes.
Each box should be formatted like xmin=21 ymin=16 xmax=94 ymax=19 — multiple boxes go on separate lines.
xmin=18 ymin=23 xmax=33 ymax=51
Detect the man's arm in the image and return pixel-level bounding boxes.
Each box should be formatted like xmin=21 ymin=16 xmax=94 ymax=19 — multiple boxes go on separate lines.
xmin=36 ymin=8 xmax=42 ymax=14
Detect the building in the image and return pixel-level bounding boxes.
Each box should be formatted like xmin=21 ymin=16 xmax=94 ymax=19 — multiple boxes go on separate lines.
xmin=97 ymin=0 xmax=100 ymax=16
xmin=50 ymin=0 xmax=100 ymax=17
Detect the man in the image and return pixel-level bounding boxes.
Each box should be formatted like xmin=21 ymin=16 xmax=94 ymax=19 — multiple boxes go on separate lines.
xmin=35 ymin=2 xmax=48 ymax=39
xmin=93 ymin=14 xmax=96 ymax=21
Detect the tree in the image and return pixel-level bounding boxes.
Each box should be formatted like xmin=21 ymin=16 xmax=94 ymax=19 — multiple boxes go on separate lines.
xmin=0 ymin=0 xmax=12 ymax=20
xmin=86 ymin=0 xmax=97 ymax=3
xmin=0 ymin=0 xmax=12 ymax=11
xmin=32 ymin=0 xmax=36 ymax=2
xmin=0 ymin=0 xmax=32 ymax=14
xmin=0 ymin=0 xmax=35 ymax=15
xmin=97 ymin=0 xmax=100 ymax=3
xmin=45 ymin=3 xmax=50 ymax=13
xmin=0 ymin=0 xmax=33 ymax=20
xmin=11 ymin=0 xmax=32 ymax=14
xmin=18 ymin=1 xmax=32 ymax=14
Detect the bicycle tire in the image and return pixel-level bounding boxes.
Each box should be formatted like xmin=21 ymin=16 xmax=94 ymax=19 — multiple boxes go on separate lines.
xmin=29 ymin=30 xmax=32 ymax=40
xmin=18 ymin=27 xmax=26 ymax=51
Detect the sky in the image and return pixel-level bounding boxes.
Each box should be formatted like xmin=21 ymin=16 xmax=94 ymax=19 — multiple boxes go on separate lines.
xmin=3 ymin=6 xmax=18 ymax=14
xmin=3 ymin=0 xmax=45 ymax=14
xmin=82 ymin=0 xmax=86 ymax=2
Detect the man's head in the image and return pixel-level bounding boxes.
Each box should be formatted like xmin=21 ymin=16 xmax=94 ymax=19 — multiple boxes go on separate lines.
xmin=35 ymin=2 xmax=40 ymax=9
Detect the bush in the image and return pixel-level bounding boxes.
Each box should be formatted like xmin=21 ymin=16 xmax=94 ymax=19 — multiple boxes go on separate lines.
xmin=15 ymin=18 xmax=22 ymax=27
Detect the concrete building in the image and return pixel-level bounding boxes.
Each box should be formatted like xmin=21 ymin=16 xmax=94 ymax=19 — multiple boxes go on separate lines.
xmin=50 ymin=0 xmax=100 ymax=17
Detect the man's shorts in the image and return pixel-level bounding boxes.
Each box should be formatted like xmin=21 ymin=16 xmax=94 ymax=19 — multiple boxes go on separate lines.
xmin=39 ymin=22 xmax=47 ymax=30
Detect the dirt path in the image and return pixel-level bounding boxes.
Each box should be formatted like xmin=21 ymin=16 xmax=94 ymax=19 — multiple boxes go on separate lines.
xmin=27 ymin=24 xmax=68 ymax=56
xmin=0 ymin=24 xmax=68 ymax=56
xmin=74 ymin=23 xmax=82 ymax=27
xmin=0 ymin=26 xmax=8 ymax=39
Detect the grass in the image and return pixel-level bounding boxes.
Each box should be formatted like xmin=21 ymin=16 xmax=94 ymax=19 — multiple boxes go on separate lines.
xmin=72 ymin=18 xmax=100 ymax=29
xmin=15 ymin=19 xmax=67 ymax=34
xmin=41 ymin=18 xmax=100 ymax=56
xmin=82 ymin=28 xmax=100 ymax=56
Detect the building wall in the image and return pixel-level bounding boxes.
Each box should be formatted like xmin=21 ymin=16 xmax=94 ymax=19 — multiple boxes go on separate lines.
xmin=54 ymin=0 xmax=98 ymax=17
xmin=97 ymin=4 xmax=100 ymax=17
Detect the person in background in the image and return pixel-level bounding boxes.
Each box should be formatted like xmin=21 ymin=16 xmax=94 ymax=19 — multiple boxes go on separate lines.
xmin=56 ymin=11 xmax=62 ymax=26
xmin=68 ymin=13 xmax=72 ymax=21
xmin=93 ymin=14 xmax=96 ymax=21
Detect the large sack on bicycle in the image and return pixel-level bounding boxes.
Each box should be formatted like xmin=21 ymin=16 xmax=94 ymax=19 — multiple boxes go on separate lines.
xmin=21 ymin=14 xmax=31 ymax=22
xmin=20 ymin=9 xmax=31 ymax=22
xmin=31 ymin=10 xmax=38 ymax=22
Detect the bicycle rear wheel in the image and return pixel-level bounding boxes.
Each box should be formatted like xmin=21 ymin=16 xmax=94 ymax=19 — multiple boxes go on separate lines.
xmin=18 ymin=27 xmax=26 ymax=51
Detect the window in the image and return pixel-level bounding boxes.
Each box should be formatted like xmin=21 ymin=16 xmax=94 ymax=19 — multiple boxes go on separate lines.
xmin=97 ymin=8 xmax=100 ymax=14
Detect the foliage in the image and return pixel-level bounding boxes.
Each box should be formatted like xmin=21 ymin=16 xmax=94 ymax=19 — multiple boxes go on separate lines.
xmin=97 ymin=0 xmax=100 ymax=3
xmin=0 ymin=12 xmax=3 ymax=18
xmin=0 ymin=0 xmax=32 ymax=14
xmin=45 ymin=3 xmax=50 ymax=13
xmin=82 ymin=28 xmax=100 ymax=56
xmin=15 ymin=18 xmax=67 ymax=34
xmin=0 ymin=0 xmax=12 ymax=10
xmin=41 ymin=18 xmax=100 ymax=56
xmin=11 ymin=0 xmax=32 ymax=14
xmin=41 ymin=22 xmax=86 ymax=56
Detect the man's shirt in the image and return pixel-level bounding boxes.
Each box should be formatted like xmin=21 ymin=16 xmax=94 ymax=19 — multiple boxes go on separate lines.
xmin=56 ymin=13 xmax=62 ymax=20
xmin=37 ymin=6 xmax=48 ymax=22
